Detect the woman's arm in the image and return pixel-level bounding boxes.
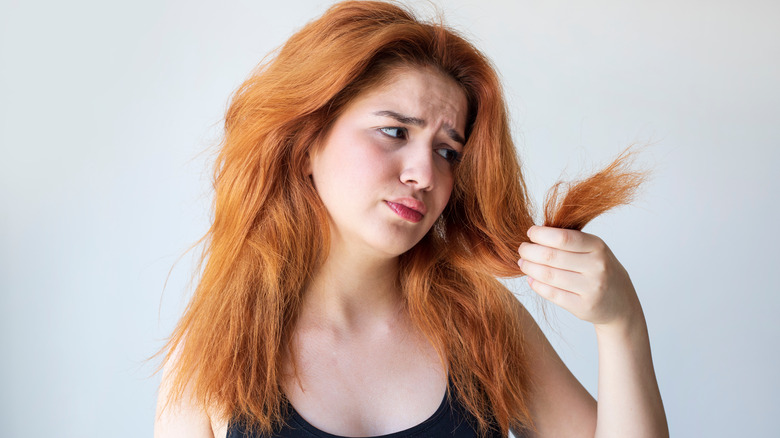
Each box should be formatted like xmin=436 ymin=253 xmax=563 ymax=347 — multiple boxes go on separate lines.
xmin=516 ymin=225 xmax=668 ymax=438
xmin=592 ymin=305 xmax=667 ymax=437
xmin=511 ymin=304 xmax=597 ymax=437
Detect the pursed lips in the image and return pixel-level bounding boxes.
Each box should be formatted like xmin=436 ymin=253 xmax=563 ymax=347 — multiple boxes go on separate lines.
xmin=385 ymin=197 xmax=427 ymax=223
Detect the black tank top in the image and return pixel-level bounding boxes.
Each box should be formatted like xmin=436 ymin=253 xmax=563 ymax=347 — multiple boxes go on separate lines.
xmin=226 ymin=382 xmax=506 ymax=438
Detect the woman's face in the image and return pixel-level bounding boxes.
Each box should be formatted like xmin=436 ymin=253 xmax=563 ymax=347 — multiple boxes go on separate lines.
xmin=308 ymin=66 xmax=468 ymax=259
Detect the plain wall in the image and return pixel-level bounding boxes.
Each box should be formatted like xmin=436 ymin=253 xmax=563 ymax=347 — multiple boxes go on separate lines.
xmin=1 ymin=0 xmax=778 ymax=436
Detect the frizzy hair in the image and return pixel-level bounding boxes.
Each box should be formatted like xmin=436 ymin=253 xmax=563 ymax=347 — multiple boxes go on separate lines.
xmin=157 ymin=1 xmax=644 ymax=436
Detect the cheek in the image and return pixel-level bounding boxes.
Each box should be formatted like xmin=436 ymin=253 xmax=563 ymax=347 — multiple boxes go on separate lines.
xmin=436 ymin=190 xmax=453 ymax=217
xmin=350 ymin=145 xmax=391 ymax=180
xmin=435 ymin=174 xmax=455 ymax=207
xmin=313 ymin=133 xmax=391 ymax=196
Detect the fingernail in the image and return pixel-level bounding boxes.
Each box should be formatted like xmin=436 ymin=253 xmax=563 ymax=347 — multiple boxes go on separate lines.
xmin=517 ymin=258 xmax=524 ymax=269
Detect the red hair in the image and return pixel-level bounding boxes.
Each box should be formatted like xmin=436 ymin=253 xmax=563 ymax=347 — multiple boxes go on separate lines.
xmin=157 ymin=2 xmax=643 ymax=436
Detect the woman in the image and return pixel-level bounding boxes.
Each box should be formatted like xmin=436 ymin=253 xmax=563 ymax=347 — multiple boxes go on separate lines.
xmin=154 ymin=1 xmax=668 ymax=437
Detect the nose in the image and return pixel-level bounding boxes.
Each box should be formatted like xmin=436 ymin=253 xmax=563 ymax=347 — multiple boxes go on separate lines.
xmin=399 ymin=140 xmax=435 ymax=191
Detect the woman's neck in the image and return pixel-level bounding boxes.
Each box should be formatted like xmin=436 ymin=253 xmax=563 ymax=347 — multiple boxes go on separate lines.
xmin=300 ymin=242 xmax=404 ymax=334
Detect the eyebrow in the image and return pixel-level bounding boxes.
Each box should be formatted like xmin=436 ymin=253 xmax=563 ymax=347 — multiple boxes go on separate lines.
xmin=373 ymin=110 xmax=466 ymax=146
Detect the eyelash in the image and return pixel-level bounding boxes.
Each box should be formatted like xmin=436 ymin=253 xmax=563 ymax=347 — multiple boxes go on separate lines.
xmin=378 ymin=127 xmax=462 ymax=164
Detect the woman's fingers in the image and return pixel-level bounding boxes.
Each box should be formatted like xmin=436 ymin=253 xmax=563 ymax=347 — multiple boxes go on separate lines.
xmin=525 ymin=275 xmax=580 ymax=311
xmin=517 ymin=242 xmax=591 ymax=273
xmin=527 ymin=225 xmax=601 ymax=253
xmin=517 ymin=257 xmax=584 ymax=296
xmin=518 ymin=225 xmax=639 ymax=326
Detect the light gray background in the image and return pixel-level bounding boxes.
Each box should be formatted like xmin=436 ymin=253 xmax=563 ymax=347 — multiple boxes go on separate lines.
xmin=1 ymin=0 xmax=778 ymax=436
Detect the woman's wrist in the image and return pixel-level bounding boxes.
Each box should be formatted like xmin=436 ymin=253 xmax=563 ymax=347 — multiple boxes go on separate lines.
xmin=592 ymin=296 xmax=647 ymax=342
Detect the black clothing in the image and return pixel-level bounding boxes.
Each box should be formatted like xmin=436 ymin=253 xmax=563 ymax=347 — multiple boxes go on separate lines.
xmin=227 ymin=383 xmax=506 ymax=438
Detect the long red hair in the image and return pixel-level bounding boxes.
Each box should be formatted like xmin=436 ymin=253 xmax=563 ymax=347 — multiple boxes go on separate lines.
xmin=158 ymin=1 xmax=643 ymax=436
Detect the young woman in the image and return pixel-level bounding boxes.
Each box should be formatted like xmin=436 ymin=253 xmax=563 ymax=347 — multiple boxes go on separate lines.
xmin=154 ymin=2 xmax=668 ymax=437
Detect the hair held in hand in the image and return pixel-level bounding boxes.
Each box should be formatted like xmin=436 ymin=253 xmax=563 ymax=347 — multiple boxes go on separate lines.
xmin=544 ymin=147 xmax=646 ymax=231
xmin=155 ymin=2 xmax=646 ymax=437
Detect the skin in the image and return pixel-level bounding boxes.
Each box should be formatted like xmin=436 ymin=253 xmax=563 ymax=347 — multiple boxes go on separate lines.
xmin=155 ymin=66 xmax=668 ymax=438
xmin=282 ymin=66 xmax=466 ymax=436
xmin=516 ymin=227 xmax=668 ymax=437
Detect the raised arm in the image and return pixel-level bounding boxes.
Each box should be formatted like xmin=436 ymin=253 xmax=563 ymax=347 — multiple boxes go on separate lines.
xmin=516 ymin=225 xmax=668 ymax=438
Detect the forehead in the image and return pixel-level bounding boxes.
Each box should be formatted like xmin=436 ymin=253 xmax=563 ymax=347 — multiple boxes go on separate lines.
xmin=346 ymin=66 xmax=468 ymax=132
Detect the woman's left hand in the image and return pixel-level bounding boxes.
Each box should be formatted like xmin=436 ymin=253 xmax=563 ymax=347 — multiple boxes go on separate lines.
xmin=517 ymin=225 xmax=641 ymax=328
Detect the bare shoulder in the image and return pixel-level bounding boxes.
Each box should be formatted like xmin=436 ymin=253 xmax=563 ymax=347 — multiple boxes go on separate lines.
xmin=514 ymin=300 xmax=597 ymax=438
xmin=154 ymin=358 xmax=220 ymax=438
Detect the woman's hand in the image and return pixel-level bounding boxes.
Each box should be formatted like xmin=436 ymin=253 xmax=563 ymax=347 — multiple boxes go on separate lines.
xmin=517 ymin=225 xmax=641 ymax=329
xmin=518 ymin=225 xmax=669 ymax=437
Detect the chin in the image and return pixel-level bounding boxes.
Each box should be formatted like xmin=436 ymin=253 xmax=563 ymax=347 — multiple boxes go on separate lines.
xmin=375 ymin=230 xmax=430 ymax=258
xmin=367 ymin=240 xmax=418 ymax=259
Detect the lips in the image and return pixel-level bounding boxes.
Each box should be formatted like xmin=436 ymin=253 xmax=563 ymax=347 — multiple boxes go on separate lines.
xmin=385 ymin=197 xmax=426 ymax=223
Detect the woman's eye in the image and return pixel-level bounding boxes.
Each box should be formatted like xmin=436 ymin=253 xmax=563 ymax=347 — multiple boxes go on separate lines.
xmin=379 ymin=127 xmax=407 ymax=139
xmin=436 ymin=148 xmax=462 ymax=164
